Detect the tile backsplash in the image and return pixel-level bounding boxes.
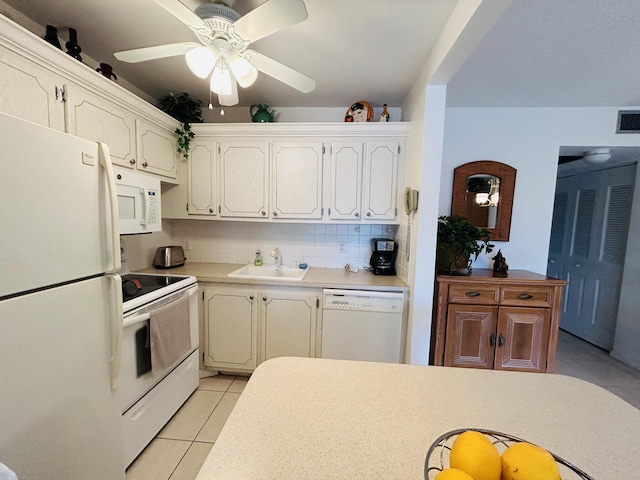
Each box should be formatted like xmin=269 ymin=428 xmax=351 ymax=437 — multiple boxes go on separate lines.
xmin=170 ymin=220 xmax=399 ymax=270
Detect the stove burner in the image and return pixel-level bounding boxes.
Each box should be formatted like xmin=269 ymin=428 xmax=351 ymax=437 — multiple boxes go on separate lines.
xmin=121 ymin=274 xmax=188 ymax=302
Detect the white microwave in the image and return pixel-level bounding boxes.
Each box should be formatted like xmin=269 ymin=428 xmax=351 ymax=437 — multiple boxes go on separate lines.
xmin=114 ymin=167 xmax=162 ymax=235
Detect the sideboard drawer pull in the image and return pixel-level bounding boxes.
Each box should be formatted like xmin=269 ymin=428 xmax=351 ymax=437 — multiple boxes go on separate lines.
xmin=465 ymin=291 xmax=481 ymax=297
xmin=517 ymin=293 xmax=533 ymax=300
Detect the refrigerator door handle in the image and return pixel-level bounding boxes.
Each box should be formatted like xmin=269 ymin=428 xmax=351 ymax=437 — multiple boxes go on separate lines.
xmin=98 ymin=142 xmax=121 ymax=274
xmin=107 ymin=273 xmax=123 ymax=391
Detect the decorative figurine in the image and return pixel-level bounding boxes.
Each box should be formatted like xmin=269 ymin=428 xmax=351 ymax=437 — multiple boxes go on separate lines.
xmin=492 ymin=249 xmax=509 ymax=275
xmin=250 ymin=103 xmax=275 ymax=122
xmin=96 ymin=63 xmax=117 ymax=81
xmin=65 ymin=27 xmax=82 ymax=62
xmin=379 ymin=104 xmax=390 ymax=122
xmin=44 ymin=25 xmax=61 ymax=49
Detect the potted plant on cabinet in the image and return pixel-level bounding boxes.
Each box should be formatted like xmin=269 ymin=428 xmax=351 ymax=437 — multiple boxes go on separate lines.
xmin=159 ymin=92 xmax=203 ymax=160
xmin=436 ymin=215 xmax=494 ymax=275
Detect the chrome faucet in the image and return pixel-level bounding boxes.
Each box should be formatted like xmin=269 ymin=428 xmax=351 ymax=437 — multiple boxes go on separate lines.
xmin=270 ymin=247 xmax=282 ymax=268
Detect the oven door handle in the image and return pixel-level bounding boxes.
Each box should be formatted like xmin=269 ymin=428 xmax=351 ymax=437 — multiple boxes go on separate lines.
xmin=123 ymin=312 xmax=151 ymax=328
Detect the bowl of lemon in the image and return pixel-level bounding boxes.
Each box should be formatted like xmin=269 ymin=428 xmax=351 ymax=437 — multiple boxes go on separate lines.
xmin=424 ymin=428 xmax=594 ymax=480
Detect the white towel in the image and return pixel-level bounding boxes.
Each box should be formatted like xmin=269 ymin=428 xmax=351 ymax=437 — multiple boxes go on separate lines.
xmin=0 ymin=463 xmax=17 ymax=480
xmin=149 ymin=293 xmax=191 ymax=372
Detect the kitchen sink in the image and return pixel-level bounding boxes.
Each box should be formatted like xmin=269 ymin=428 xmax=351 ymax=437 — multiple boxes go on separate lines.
xmin=227 ymin=264 xmax=310 ymax=281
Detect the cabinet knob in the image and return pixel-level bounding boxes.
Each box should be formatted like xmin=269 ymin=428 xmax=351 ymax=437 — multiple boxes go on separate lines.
xmin=249 ymin=296 xmax=254 ymax=301
xmin=209 ymin=208 xmax=214 ymax=213
xmin=574 ymin=263 xmax=582 ymax=268
xmin=355 ymin=212 xmax=359 ymax=217
xmin=262 ymin=211 xmax=266 ymax=216
xmin=366 ymin=212 xmax=371 ymax=217
xmin=142 ymin=161 xmax=148 ymax=168
xmin=549 ymin=259 xmax=555 ymax=264
xmin=263 ymin=296 xmax=267 ymax=302
xmin=129 ymin=158 xmax=136 ymax=165
xmin=465 ymin=291 xmax=481 ymax=297
xmin=273 ymin=211 xmax=278 ymax=217
xmin=517 ymin=293 xmax=533 ymax=300
xmin=489 ymin=332 xmax=496 ymax=347
xmin=498 ymin=333 xmax=505 ymax=347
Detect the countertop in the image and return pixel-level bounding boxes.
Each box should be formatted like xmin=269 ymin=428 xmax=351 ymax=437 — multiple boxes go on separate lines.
xmin=196 ymin=357 xmax=640 ymax=479
xmin=141 ymin=262 xmax=408 ymax=291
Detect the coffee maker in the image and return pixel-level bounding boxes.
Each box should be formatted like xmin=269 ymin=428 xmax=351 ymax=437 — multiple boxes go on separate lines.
xmin=369 ymin=238 xmax=398 ymax=275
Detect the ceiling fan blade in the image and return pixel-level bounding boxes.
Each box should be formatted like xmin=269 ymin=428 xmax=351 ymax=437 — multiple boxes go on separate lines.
xmin=219 ymin=77 xmax=239 ymax=106
xmin=247 ymin=50 xmax=315 ymax=93
xmin=114 ymin=42 xmax=200 ymax=63
xmin=232 ymin=0 xmax=308 ymax=43
xmin=153 ymin=0 xmax=207 ymax=30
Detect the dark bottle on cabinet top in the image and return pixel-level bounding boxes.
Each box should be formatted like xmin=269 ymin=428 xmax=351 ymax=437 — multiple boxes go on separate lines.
xmin=44 ymin=25 xmax=61 ymax=49
xmin=65 ymin=28 xmax=82 ymax=61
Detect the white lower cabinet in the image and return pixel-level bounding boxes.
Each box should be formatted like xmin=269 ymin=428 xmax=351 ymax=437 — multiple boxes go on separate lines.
xmin=260 ymin=289 xmax=319 ymax=362
xmin=203 ymin=286 xmax=258 ymax=372
xmin=202 ymin=284 xmax=320 ymax=373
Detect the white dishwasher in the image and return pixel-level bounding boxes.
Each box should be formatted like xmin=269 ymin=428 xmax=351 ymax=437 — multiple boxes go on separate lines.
xmin=321 ymin=289 xmax=404 ymax=363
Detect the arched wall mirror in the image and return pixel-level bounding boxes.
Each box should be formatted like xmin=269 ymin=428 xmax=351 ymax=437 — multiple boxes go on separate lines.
xmin=451 ymin=160 xmax=517 ymax=241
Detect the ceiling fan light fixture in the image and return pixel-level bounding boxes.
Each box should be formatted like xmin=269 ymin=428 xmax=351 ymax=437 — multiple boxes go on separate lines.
xmin=185 ymin=46 xmax=217 ymax=78
xmin=229 ymin=55 xmax=258 ymax=88
xmin=583 ymin=148 xmax=612 ymax=164
xmin=210 ymin=60 xmax=233 ymax=95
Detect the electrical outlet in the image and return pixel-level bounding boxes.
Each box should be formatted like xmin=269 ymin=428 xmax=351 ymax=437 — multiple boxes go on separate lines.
xmin=184 ymin=239 xmax=191 ymax=251
xmin=337 ymin=241 xmax=346 ymax=254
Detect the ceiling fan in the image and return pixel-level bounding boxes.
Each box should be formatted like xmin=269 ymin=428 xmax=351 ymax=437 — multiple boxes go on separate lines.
xmin=113 ymin=0 xmax=316 ymax=106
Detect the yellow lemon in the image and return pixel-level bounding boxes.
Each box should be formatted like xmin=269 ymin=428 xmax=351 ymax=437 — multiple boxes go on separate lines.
xmin=435 ymin=468 xmax=474 ymax=480
xmin=500 ymin=442 xmax=561 ymax=480
xmin=450 ymin=430 xmax=501 ymax=480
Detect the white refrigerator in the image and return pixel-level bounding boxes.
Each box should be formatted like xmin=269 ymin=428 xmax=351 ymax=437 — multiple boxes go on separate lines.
xmin=0 ymin=113 xmax=125 ymax=479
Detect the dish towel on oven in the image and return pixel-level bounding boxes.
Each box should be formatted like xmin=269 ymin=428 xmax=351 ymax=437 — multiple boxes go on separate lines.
xmin=149 ymin=293 xmax=191 ymax=372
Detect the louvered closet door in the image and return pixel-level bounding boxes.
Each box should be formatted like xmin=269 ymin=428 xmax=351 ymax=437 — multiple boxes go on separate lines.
xmin=553 ymin=164 xmax=636 ymax=350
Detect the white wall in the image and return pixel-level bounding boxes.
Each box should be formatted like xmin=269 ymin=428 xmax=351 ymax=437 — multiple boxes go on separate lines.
xmin=441 ymin=106 xmax=640 ymax=274
xmin=611 ymin=164 xmax=640 ymax=369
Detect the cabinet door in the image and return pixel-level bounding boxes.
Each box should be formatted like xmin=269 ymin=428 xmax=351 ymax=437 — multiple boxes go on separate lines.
xmin=203 ymin=287 xmax=258 ymax=371
xmin=444 ymin=304 xmax=497 ymax=369
xmin=0 ymin=46 xmax=65 ymax=131
xmin=136 ymin=119 xmax=177 ymax=180
xmin=65 ymin=85 xmax=136 ymax=168
xmin=329 ymin=142 xmax=363 ymax=220
xmin=271 ymin=142 xmax=323 ymax=219
xmin=362 ymin=141 xmax=398 ymax=220
xmin=219 ymin=142 xmax=269 ymax=218
xmin=260 ymin=290 xmax=318 ymax=362
xmin=495 ymin=307 xmax=550 ymax=372
xmin=188 ymin=141 xmax=217 ymax=216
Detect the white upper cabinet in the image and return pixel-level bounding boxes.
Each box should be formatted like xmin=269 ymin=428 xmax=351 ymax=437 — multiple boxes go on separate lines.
xmin=271 ymin=142 xmax=323 ymax=220
xmin=0 ymin=15 xmax=179 ymax=183
xmin=363 ymin=141 xmax=399 ymax=220
xmin=66 ymin=84 xmax=137 ymax=169
xmin=136 ymin=119 xmax=178 ymax=179
xmin=329 ymin=142 xmax=363 ymax=220
xmin=0 ymin=42 xmax=66 ymax=131
xmin=219 ymin=141 xmax=269 ymax=218
xmin=187 ymin=141 xmax=217 ymax=216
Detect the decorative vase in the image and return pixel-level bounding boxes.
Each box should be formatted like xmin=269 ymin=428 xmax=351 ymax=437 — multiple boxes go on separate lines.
xmin=44 ymin=25 xmax=61 ymax=49
xmin=96 ymin=63 xmax=117 ymax=81
xmin=250 ymin=104 xmax=275 ymax=122
xmin=65 ymin=27 xmax=82 ymax=62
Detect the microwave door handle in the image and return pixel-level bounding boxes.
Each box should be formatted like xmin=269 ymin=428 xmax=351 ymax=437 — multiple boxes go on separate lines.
xmin=98 ymin=142 xmax=121 ymax=273
xmin=140 ymin=187 xmax=149 ymax=226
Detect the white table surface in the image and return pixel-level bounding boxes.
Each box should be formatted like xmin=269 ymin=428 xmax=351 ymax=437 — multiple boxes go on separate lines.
xmin=196 ymin=357 xmax=640 ymax=479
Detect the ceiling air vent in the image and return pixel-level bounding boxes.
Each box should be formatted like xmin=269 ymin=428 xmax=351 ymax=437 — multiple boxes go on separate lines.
xmin=616 ymin=110 xmax=640 ymax=133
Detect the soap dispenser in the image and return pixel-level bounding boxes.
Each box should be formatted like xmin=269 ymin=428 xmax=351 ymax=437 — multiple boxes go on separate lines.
xmin=254 ymin=248 xmax=263 ymax=266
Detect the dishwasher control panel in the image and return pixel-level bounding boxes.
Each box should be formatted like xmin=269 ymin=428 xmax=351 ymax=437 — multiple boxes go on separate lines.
xmin=322 ymin=289 xmax=404 ymax=313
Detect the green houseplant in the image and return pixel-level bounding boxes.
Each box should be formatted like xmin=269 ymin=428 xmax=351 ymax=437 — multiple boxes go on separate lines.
xmin=436 ymin=215 xmax=494 ymax=274
xmin=159 ymin=92 xmax=203 ymax=159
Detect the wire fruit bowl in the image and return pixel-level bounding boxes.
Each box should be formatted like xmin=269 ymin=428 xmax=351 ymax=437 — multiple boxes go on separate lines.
xmin=424 ymin=428 xmax=594 ymax=480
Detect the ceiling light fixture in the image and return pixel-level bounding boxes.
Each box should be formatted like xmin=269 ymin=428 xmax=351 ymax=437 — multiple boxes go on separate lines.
xmin=582 ymin=148 xmax=612 ymax=164
xmin=475 ymin=178 xmax=500 ymax=207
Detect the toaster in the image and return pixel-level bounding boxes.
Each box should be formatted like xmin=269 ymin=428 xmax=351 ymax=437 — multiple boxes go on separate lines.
xmin=153 ymin=246 xmax=186 ymax=268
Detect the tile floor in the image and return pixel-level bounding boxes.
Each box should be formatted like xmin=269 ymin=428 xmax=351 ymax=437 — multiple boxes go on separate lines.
xmin=126 ymin=329 xmax=640 ymax=480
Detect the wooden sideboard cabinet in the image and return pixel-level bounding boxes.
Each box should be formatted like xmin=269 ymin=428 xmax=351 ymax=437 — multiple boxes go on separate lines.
xmin=432 ymin=269 xmax=567 ymax=373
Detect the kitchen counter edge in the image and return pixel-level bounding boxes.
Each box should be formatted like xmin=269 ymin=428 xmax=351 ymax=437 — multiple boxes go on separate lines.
xmin=139 ymin=263 xmax=408 ymax=291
